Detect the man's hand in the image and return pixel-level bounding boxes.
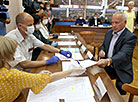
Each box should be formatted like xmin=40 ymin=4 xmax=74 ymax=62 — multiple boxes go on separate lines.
xmin=46 ymin=56 xmax=59 ymax=65
xmin=96 ymin=59 xmax=108 ymax=68
xmin=99 ymin=50 xmax=105 ymax=58
xmin=60 ymin=50 xmax=72 ymax=58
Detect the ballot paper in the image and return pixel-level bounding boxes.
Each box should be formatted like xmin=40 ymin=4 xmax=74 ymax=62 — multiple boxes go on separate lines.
xmin=27 ymin=77 xmax=95 ymax=102
xmin=60 ymin=48 xmax=80 ymax=53
xmin=58 ymin=41 xmax=76 ymax=46
xmin=55 ymin=53 xmax=83 ymax=60
xmin=60 ymin=33 xmax=69 ymax=35
xmin=93 ymin=76 xmax=107 ymax=101
xmin=58 ymin=36 xmax=75 ymax=39
xmin=62 ymin=59 xmax=97 ymax=71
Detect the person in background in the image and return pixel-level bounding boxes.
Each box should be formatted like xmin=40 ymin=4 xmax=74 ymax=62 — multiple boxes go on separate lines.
xmin=75 ymin=14 xmax=86 ymax=26
xmin=45 ymin=3 xmax=55 ymax=33
xmin=0 ymin=0 xmax=10 ymax=36
xmin=124 ymin=1 xmax=136 ymax=32
xmin=32 ymin=14 xmax=58 ymax=60
xmin=89 ymin=13 xmax=101 ymax=26
xmin=0 ymin=36 xmax=85 ymax=102
xmin=96 ymin=11 xmax=137 ymax=95
xmin=6 ymin=12 xmax=72 ymax=71
xmin=40 ymin=13 xmax=58 ymax=39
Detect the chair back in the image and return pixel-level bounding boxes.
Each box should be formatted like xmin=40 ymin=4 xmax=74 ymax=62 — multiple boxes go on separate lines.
xmin=122 ymin=83 xmax=138 ymax=102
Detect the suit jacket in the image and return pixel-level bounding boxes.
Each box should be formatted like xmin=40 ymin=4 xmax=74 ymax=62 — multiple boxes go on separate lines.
xmin=89 ymin=17 xmax=101 ymax=26
xmin=100 ymin=28 xmax=137 ymax=83
xmin=75 ymin=18 xmax=86 ymax=26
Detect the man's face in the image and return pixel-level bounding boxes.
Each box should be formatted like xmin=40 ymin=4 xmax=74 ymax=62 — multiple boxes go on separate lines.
xmin=19 ymin=15 xmax=34 ymax=32
xmin=112 ymin=14 xmax=126 ymax=33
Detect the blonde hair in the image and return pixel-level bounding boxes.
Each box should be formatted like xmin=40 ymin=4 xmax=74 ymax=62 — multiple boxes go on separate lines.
xmin=0 ymin=36 xmax=17 ymax=68
xmin=128 ymin=1 xmax=135 ymax=5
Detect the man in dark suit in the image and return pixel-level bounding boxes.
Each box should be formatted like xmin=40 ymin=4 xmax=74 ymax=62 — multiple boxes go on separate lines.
xmin=96 ymin=11 xmax=137 ymax=95
xmin=89 ymin=13 xmax=101 ymax=26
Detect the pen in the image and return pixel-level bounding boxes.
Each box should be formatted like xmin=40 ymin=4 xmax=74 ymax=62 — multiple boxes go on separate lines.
xmin=71 ymin=58 xmax=83 ymax=68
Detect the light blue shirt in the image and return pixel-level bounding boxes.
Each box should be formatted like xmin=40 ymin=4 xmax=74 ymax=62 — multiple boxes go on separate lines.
xmin=0 ymin=4 xmax=10 ymax=36
xmin=108 ymin=27 xmax=125 ymax=58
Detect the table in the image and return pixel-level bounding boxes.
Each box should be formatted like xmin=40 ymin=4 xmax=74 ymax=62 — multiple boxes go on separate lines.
xmin=14 ymin=33 xmax=124 ymax=102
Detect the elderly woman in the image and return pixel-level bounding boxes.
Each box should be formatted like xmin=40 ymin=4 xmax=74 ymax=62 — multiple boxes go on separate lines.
xmin=124 ymin=1 xmax=136 ymax=32
xmin=0 ymin=36 xmax=85 ymax=102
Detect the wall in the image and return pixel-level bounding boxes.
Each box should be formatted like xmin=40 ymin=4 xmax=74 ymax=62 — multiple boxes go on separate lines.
xmin=6 ymin=0 xmax=24 ymax=33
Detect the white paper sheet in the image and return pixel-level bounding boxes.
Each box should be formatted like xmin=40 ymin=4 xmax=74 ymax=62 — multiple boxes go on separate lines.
xmin=60 ymin=33 xmax=69 ymax=35
xmin=93 ymin=76 xmax=107 ymax=101
xmin=60 ymin=48 xmax=80 ymax=53
xmin=86 ymin=51 xmax=93 ymax=59
xmin=55 ymin=53 xmax=83 ymax=60
xmin=77 ymin=40 xmax=82 ymax=46
xmin=27 ymin=77 xmax=95 ymax=102
xmin=80 ymin=45 xmax=86 ymax=53
xmin=58 ymin=36 xmax=75 ymax=39
xmin=58 ymin=41 xmax=76 ymax=46
xmin=62 ymin=60 xmax=97 ymax=71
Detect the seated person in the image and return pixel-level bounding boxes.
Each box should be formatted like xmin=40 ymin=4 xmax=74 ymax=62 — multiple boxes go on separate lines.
xmin=89 ymin=13 xmax=101 ymax=26
xmin=0 ymin=36 xmax=85 ymax=102
xmin=32 ymin=14 xmax=58 ymax=60
xmin=96 ymin=11 xmax=137 ymax=95
xmin=6 ymin=12 xmax=72 ymax=71
xmin=75 ymin=15 xmax=86 ymax=26
xmin=40 ymin=13 xmax=58 ymax=39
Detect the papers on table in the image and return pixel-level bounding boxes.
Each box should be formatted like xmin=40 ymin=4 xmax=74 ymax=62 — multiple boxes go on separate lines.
xmin=27 ymin=77 xmax=95 ymax=102
xmin=58 ymin=41 xmax=76 ymax=46
xmin=93 ymin=76 xmax=107 ymax=101
xmin=58 ymin=36 xmax=76 ymax=39
xmin=55 ymin=53 xmax=84 ymax=60
xmin=60 ymin=33 xmax=69 ymax=35
xmin=62 ymin=60 xmax=97 ymax=71
xmin=60 ymin=48 xmax=80 ymax=53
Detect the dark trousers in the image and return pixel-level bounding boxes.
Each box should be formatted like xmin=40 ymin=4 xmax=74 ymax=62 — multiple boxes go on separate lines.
xmin=105 ymin=66 xmax=126 ymax=95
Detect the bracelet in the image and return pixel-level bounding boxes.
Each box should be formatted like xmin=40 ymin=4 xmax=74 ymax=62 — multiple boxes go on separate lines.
xmin=107 ymin=59 xmax=111 ymax=66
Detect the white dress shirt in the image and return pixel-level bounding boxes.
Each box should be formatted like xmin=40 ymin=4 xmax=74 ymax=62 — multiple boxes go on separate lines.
xmin=6 ymin=28 xmax=44 ymax=69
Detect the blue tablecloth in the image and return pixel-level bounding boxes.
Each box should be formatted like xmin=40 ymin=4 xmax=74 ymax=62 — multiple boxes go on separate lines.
xmin=55 ymin=21 xmax=111 ymax=26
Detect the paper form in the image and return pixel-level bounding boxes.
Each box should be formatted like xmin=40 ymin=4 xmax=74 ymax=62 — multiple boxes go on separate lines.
xmin=60 ymin=33 xmax=69 ymax=35
xmin=93 ymin=76 xmax=107 ymax=101
xmin=62 ymin=60 xmax=97 ymax=71
xmin=60 ymin=48 xmax=80 ymax=53
xmin=55 ymin=53 xmax=83 ymax=60
xmin=58 ymin=41 xmax=76 ymax=46
xmin=27 ymin=77 xmax=95 ymax=102
xmin=58 ymin=36 xmax=75 ymax=39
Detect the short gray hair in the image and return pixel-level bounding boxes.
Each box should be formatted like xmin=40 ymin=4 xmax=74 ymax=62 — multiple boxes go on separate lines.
xmin=113 ymin=11 xmax=127 ymax=21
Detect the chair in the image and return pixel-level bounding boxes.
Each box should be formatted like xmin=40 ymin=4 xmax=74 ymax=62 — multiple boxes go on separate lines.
xmin=122 ymin=83 xmax=138 ymax=102
xmin=80 ymin=31 xmax=96 ymax=44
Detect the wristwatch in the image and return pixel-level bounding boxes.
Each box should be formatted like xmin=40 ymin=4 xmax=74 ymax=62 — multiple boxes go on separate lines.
xmin=107 ymin=59 xmax=111 ymax=66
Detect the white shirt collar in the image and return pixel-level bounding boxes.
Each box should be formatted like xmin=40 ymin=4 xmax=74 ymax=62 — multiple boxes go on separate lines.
xmin=113 ymin=27 xmax=125 ymax=36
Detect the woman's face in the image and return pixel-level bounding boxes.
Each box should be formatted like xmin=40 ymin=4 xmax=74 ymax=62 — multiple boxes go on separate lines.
xmin=128 ymin=4 xmax=134 ymax=10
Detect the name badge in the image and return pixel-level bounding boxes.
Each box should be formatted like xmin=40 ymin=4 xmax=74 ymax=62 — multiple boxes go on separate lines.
xmin=81 ymin=45 xmax=86 ymax=53
xmin=86 ymin=51 xmax=93 ymax=59
xmin=77 ymin=40 xmax=82 ymax=46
